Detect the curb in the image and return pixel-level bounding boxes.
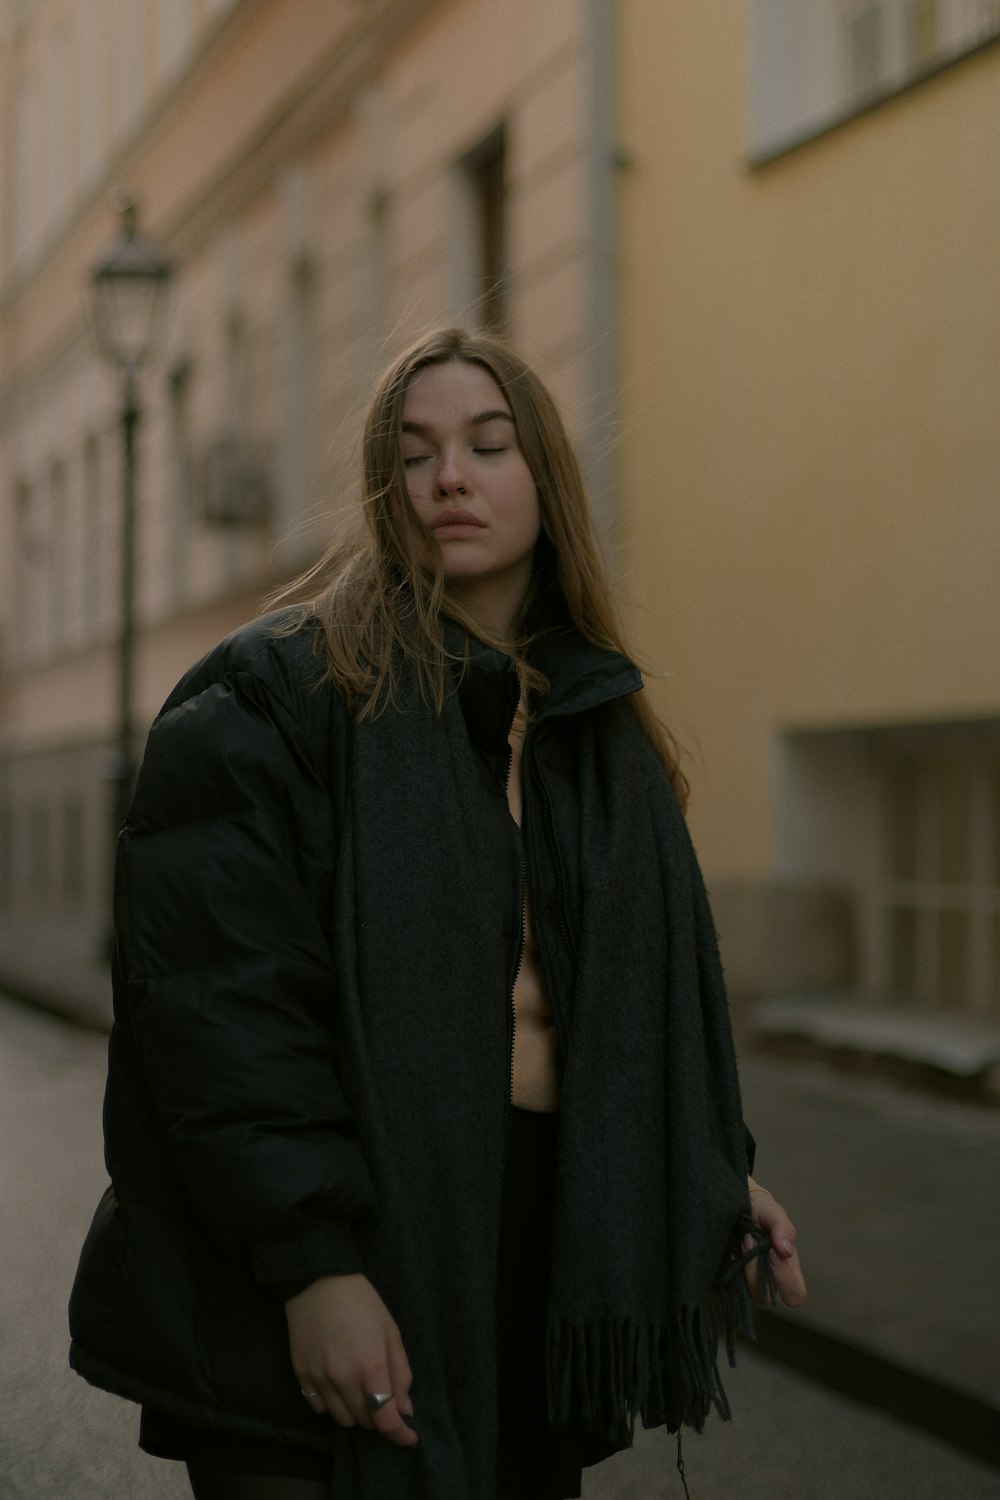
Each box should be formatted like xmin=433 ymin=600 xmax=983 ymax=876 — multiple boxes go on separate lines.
xmin=747 ymin=1032 xmax=1000 ymax=1111
xmin=0 ymin=967 xmax=112 ymax=1034
xmin=750 ymin=1309 xmax=1000 ymax=1469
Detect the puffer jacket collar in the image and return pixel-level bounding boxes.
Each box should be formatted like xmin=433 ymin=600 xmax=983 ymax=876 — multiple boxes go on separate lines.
xmin=453 ymin=619 xmax=643 ymax=757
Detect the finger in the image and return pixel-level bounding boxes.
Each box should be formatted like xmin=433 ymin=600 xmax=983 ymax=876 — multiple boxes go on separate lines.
xmin=327 ymin=1391 xmax=356 ymax=1429
xmin=741 ymin=1232 xmax=760 ymax=1302
xmin=764 ymin=1211 xmax=800 ymax=1271
xmin=366 ymin=1386 xmax=419 ymax=1448
xmin=751 ymin=1197 xmax=800 ymax=1264
xmin=299 ymin=1383 xmax=326 ymax=1415
xmin=759 ymin=1206 xmax=806 ymax=1306
xmin=750 ymin=1188 xmax=787 ymax=1234
xmin=386 ymin=1327 xmax=415 ymax=1421
xmin=300 ymin=1381 xmax=357 ymax=1427
xmin=340 ymin=1371 xmax=378 ymax=1430
xmin=770 ymin=1243 xmax=808 ymax=1307
xmin=360 ymin=1339 xmax=418 ymax=1448
xmin=347 ymin=1360 xmax=409 ymax=1442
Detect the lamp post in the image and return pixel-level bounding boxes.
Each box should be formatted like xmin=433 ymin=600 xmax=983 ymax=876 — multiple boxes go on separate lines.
xmin=90 ymin=195 xmax=173 ymax=944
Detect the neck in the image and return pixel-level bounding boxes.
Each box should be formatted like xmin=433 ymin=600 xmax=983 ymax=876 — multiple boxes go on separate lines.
xmin=446 ymin=579 xmax=528 ymax=643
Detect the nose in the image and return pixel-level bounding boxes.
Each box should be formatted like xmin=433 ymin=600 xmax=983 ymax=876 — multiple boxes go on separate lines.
xmin=436 ymin=447 xmax=469 ymax=498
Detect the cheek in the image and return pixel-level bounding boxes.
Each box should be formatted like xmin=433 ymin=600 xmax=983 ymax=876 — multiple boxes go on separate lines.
xmin=401 ymin=476 xmax=432 ymax=519
xmin=403 ymin=472 xmax=427 ymax=505
xmin=523 ymin=487 xmax=542 ymax=544
xmin=506 ymin=464 xmax=540 ymax=538
xmin=394 ymin=493 xmax=430 ymax=552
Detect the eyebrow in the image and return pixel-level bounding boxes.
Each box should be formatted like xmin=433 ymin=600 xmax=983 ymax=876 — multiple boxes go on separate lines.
xmin=401 ymin=409 xmax=515 ymax=438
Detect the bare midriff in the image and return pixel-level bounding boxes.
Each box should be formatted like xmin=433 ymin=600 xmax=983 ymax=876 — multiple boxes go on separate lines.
xmin=506 ymin=703 xmax=562 ymax=1113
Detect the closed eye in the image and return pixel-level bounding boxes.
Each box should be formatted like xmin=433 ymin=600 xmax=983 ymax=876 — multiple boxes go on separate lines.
xmin=403 ymin=453 xmax=431 ymax=467
xmin=474 ymin=446 xmax=508 ymax=455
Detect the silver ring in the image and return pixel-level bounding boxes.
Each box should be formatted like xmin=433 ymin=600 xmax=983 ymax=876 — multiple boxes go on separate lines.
xmin=302 ymin=1387 xmax=320 ymax=1400
xmin=365 ymin=1390 xmax=394 ymax=1412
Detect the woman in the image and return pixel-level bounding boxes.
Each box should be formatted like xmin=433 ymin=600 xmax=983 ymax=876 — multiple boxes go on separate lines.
xmin=70 ymin=328 xmax=805 ymax=1500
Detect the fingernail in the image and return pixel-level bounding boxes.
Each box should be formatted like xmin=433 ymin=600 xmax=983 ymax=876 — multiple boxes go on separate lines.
xmin=742 ymin=1234 xmax=754 ymax=1252
xmin=782 ymin=1238 xmax=794 ymax=1258
xmin=400 ymin=1394 xmax=414 ymax=1418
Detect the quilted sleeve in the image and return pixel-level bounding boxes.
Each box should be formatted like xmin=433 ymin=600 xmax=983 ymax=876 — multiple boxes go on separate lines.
xmin=112 ymin=655 xmax=375 ymax=1292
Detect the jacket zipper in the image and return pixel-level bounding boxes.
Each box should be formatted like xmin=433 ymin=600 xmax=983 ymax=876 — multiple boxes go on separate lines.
xmin=527 ymin=736 xmax=575 ymax=1055
xmin=500 ymin=703 xmax=526 ymax=1178
xmin=502 ymin=862 xmax=527 ymax=1176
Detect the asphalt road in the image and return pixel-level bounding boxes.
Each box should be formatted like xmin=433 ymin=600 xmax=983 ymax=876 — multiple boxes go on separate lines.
xmin=2 ymin=994 xmax=997 ymax=1500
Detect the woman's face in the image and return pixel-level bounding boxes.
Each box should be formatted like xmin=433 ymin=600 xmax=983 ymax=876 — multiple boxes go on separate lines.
xmin=400 ymin=360 xmax=541 ymax=636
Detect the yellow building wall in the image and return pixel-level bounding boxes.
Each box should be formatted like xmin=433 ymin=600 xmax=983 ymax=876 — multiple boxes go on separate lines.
xmin=617 ymin=3 xmax=1000 ymax=883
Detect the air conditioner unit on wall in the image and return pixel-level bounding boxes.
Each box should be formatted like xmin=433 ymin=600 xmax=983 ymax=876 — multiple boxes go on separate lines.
xmin=197 ymin=433 xmax=270 ymax=526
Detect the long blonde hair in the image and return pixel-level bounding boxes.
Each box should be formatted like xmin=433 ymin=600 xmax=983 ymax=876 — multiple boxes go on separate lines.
xmin=267 ymin=327 xmax=688 ymax=804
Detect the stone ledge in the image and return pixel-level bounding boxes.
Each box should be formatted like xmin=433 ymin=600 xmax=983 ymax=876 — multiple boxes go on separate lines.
xmin=752 ymin=992 xmax=1000 ymax=1094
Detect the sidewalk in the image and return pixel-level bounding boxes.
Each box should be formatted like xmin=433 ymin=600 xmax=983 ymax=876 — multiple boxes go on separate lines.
xmin=738 ymin=1045 xmax=1000 ymax=1465
xmin=3 ymin=937 xmax=998 ymax=1467
xmin=0 ymin=919 xmax=112 ymax=1032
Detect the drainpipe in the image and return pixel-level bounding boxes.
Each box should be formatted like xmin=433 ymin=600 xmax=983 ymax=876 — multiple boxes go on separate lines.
xmin=586 ymin=0 xmax=619 ymax=558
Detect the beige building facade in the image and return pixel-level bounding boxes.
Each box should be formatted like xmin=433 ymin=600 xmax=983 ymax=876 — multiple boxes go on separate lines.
xmin=0 ymin=0 xmax=615 ymax=958
xmin=617 ymin=0 xmax=1000 ymax=1016
xmin=4 ymin=0 xmax=997 ymax=1022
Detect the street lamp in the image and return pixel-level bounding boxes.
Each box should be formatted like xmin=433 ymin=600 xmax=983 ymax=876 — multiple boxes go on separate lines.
xmin=90 ymin=195 xmax=173 ymax=943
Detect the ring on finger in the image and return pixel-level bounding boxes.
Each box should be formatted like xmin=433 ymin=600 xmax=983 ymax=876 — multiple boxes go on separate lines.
xmin=365 ymin=1391 xmax=394 ymax=1412
xmin=301 ymin=1387 xmax=321 ymax=1401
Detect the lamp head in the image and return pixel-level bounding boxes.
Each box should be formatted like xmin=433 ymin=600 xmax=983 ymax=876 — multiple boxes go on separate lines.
xmin=90 ymin=193 xmax=173 ymax=373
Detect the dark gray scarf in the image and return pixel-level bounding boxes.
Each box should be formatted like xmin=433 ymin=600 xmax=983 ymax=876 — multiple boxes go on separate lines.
xmin=327 ymin=645 xmax=762 ymax=1499
xmin=544 ymin=695 xmax=760 ymax=1441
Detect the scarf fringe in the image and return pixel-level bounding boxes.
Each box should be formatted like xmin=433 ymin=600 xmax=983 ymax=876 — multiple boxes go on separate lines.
xmin=546 ymin=1219 xmax=771 ymax=1448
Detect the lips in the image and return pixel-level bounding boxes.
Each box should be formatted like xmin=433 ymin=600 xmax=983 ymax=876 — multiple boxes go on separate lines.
xmin=431 ymin=509 xmax=485 ymax=530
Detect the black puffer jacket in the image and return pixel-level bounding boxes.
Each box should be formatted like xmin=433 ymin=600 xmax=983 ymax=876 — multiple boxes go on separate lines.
xmin=68 ymin=610 xmax=644 ymax=1461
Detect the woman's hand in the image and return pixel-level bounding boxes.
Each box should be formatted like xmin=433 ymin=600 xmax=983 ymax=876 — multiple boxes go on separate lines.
xmin=285 ymin=1273 xmax=418 ymax=1447
xmin=743 ymin=1183 xmax=807 ymax=1308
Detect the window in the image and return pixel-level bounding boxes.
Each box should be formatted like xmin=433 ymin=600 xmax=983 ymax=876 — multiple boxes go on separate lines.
xmin=49 ymin=457 xmax=67 ymax=648
xmin=461 ymin=125 xmax=508 ymax=332
xmin=62 ymin=797 xmax=86 ymax=906
xmin=747 ymin=0 xmax=1000 ymax=160
xmin=82 ymin=434 xmax=103 ymax=638
xmin=0 ymin=797 xmax=13 ymax=912
xmin=847 ymin=4 xmax=885 ymax=102
xmin=15 ymin=480 xmax=43 ymax=659
xmin=882 ymin=743 xmax=1000 ymax=1014
xmin=29 ymin=799 xmax=51 ymax=904
xmin=77 ymin=7 xmax=105 ymax=188
xmin=357 ymin=90 xmax=392 ymax=355
xmin=278 ymin=258 xmax=318 ymax=557
xmin=167 ymin=362 xmax=193 ymax=606
xmin=114 ymin=0 xmax=146 ymax=140
xmin=906 ymin=0 xmax=939 ymax=69
xmin=775 ymin=720 xmax=1000 ymax=1020
xmin=14 ymin=68 xmax=39 ymax=263
xmin=156 ymin=0 xmax=195 ymax=83
xmin=45 ymin=25 xmax=76 ymax=233
xmin=974 ymin=1 xmax=1000 ymax=37
xmin=225 ymin=312 xmax=249 ymax=434
xmin=365 ymin=186 xmax=392 ymax=354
